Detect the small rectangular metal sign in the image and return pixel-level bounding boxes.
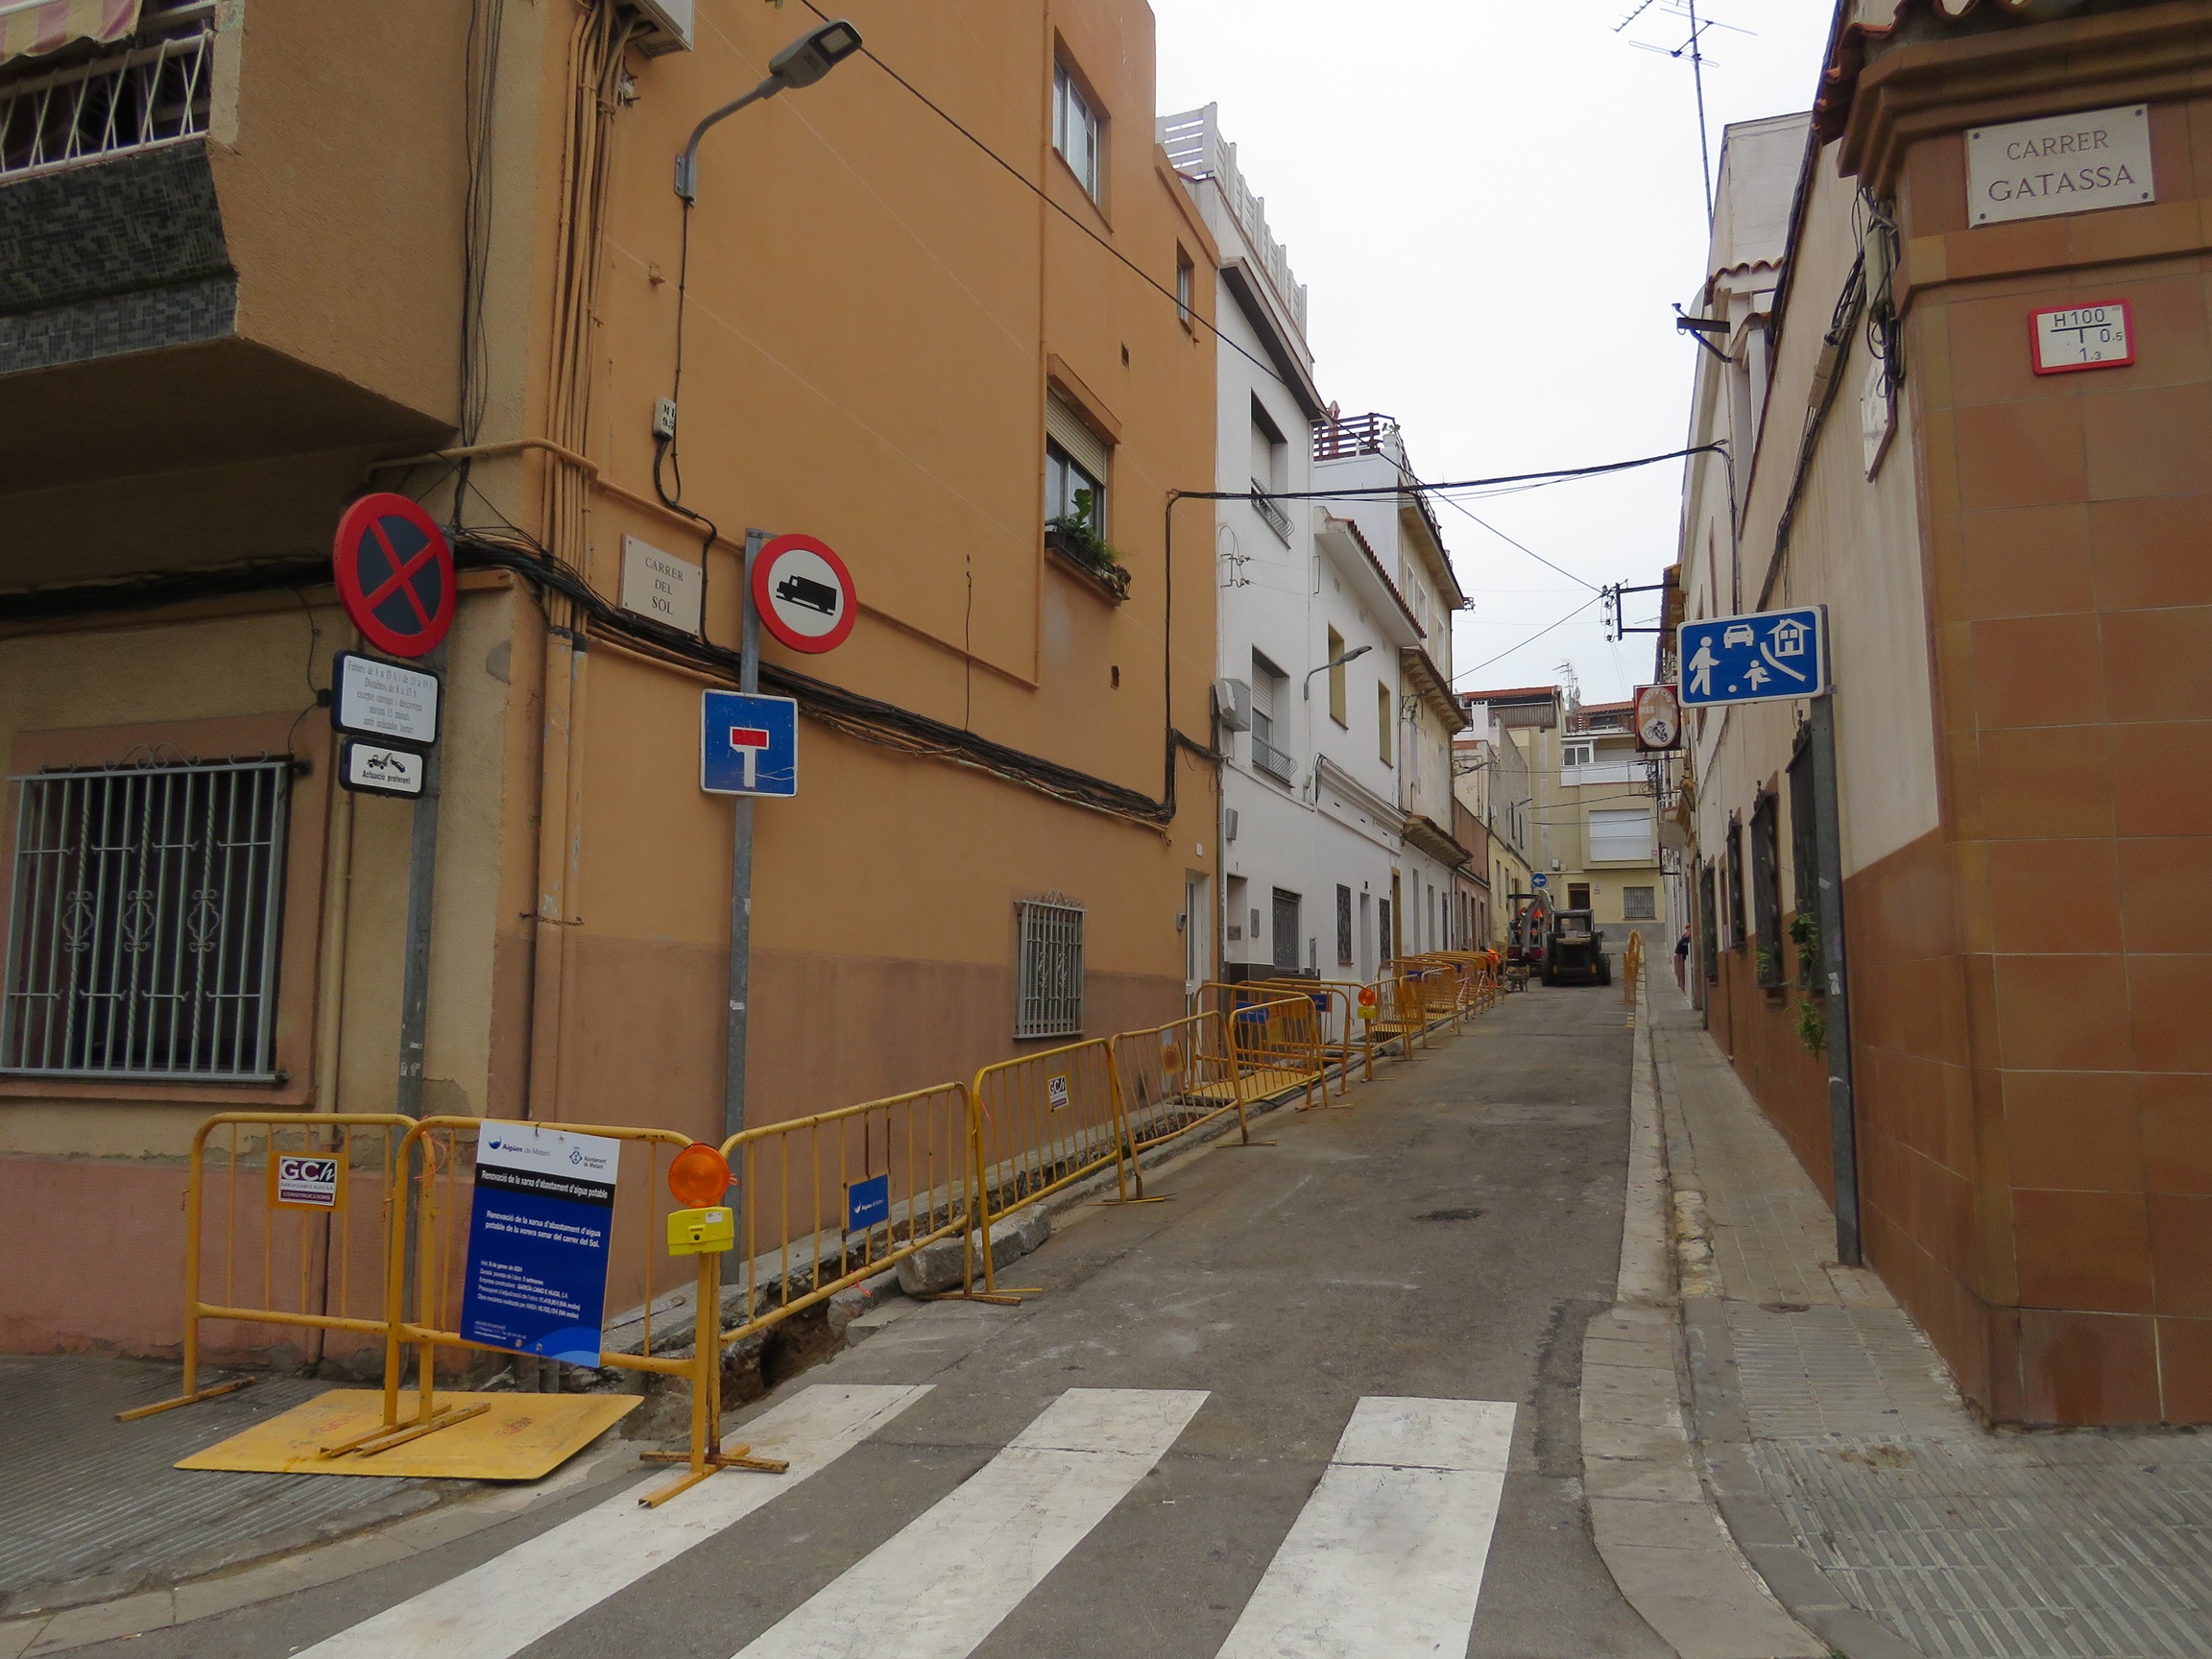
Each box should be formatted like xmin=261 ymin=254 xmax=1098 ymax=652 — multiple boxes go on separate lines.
xmin=620 ymin=535 xmax=704 ymax=635
xmin=332 ymin=651 xmax=440 ymax=746
xmin=270 ymin=1152 xmax=344 ymax=1211
xmin=701 ymin=689 xmax=798 ymax=797
xmin=1678 ymin=607 xmax=1828 ymax=708
xmin=1966 ymin=104 xmax=2152 ymax=227
xmin=847 ymin=1173 xmax=890 ymax=1234
xmin=341 ymin=739 xmax=424 ymax=798
xmin=1046 ymin=1074 xmax=1070 ymax=1112
xmin=2031 ymin=300 xmax=2133 ymax=375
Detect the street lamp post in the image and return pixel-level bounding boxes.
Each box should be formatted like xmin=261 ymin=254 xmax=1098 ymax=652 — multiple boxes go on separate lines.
xmin=673 ymin=18 xmax=863 ymax=203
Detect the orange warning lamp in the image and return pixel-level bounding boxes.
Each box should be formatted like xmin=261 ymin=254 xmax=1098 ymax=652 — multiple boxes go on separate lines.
xmin=1357 ymin=985 xmax=1380 ymax=1022
xmin=668 ymin=1142 xmax=731 ymax=1209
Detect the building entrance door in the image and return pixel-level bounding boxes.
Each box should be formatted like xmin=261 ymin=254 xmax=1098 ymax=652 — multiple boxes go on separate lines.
xmin=1271 ymin=888 xmax=1301 ymax=974
xmin=1184 ymin=873 xmax=1210 ymax=1010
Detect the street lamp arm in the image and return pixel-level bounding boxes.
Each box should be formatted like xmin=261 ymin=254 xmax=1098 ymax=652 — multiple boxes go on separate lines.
xmin=1301 ymin=644 xmax=1373 ymax=700
xmin=675 ymin=77 xmax=781 ymax=203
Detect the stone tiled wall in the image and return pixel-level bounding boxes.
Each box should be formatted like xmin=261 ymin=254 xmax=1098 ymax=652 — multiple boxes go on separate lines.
xmin=0 ymin=142 xmax=234 ymax=373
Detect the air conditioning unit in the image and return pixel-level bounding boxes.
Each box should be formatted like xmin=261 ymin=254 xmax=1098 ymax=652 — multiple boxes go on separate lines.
xmin=1225 ymin=808 xmax=1239 ymax=842
xmin=1213 ymin=677 xmax=1252 ymax=732
xmin=629 ymin=0 xmax=693 ymax=54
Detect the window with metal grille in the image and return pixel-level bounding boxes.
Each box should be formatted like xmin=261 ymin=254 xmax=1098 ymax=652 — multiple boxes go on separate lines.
xmin=1335 ymin=884 xmax=1352 ymax=965
xmin=3 ymin=761 xmax=290 ymax=1080
xmin=1014 ymin=899 xmax=1084 ymax=1040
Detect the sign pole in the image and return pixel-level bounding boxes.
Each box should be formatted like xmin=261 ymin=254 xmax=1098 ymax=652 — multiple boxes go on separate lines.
xmin=1809 ymin=691 xmax=1862 ymax=1266
xmin=723 ymin=530 xmax=765 ymax=1144
xmin=395 ymin=639 xmax=447 ymax=1118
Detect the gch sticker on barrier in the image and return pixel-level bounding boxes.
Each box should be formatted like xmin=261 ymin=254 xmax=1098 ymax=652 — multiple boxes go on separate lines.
xmin=460 ymin=1126 xmax=620 ymax=1367
xmin=270 ymin=1152 xmax=345 ymax=1212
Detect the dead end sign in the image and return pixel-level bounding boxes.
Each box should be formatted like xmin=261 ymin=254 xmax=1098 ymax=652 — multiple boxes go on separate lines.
xmin=334 ymin=493 xmax=456 ymax=659
xmin=753 ymin=533 xmax=856 ymax=655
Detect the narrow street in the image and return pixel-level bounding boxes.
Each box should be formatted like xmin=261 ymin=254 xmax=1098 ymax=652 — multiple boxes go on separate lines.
xmin=82 ymin=987 xmax=1661 ymax=1659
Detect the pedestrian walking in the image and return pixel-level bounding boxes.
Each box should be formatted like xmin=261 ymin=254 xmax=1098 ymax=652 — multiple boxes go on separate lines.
xmin=1674 ymin=926 xmax=1691 ymax=991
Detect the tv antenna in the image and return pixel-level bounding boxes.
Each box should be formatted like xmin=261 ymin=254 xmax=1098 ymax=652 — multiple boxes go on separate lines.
xmin=1616 ymin=0 xmax=1754 ymax=228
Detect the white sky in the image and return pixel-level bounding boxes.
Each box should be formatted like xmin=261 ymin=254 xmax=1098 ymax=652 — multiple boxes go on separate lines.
xmin=1154 ymin=0 xmax=1837 ymax=704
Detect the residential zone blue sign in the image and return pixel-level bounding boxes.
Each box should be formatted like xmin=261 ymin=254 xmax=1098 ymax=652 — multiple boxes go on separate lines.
xmin=1677 ymin=607 xmax=1827 ymax=708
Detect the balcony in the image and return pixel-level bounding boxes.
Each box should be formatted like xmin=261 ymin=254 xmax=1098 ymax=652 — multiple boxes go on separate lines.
xmin=1251 ymin=733 xmax=1297 ymax=784
xmin=1250 ymin=482 xmax=1292 ymax=545
xmin=1157 ymin=105 xmax=1309 ymax=339
xmin=0 ymin=2 xmax=212 ymax=180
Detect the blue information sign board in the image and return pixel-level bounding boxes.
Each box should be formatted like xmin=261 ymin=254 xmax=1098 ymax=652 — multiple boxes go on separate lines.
xmin=702 ymin=689 xmax=799 ymax=797
xmin=459 ymin=1125 xmax=619 ymax=1366
xmin=846 ymin=1173 xmax=890 ymax=1234
xmin=1677 ymin=606 xmax=1827 ymax=707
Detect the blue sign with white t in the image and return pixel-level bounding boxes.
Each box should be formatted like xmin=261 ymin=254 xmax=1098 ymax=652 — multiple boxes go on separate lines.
xmin=847 ymin=1173 xmax=890 ymax=1235
xmin=1677 ymin=606 xmax=1827 ymax=707
xmin=701 ymin=689 xmax=798 ymax=797
xmin=460 ymin=1126 xmax=620 ymax=1366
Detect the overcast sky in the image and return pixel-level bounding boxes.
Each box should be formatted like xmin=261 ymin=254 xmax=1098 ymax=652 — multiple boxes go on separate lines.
xmin=1154 ymin=0 xmax=1837 ymax=705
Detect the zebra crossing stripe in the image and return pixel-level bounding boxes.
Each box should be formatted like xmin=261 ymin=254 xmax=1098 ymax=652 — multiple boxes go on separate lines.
xmin=297 ymin=1382 xmax=932 ymax=1659
xmin=1214 ymin=1396 xmax=1518 ymax=1659
xmin=733 ymin=1387 xmax=1210 ymax=1659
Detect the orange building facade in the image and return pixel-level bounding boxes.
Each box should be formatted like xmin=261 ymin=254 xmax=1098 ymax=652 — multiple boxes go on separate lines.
xmin=0 ymin=0 xmax=1221 ymax=1358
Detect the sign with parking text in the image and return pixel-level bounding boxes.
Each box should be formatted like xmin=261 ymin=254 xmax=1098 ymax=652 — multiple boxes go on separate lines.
xmin=1677 ymin=607 xmax=1828 ymax=708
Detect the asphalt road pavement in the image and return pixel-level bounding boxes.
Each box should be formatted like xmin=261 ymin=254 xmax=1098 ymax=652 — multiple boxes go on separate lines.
xmin=82 ymin=983 xmax=1663 ymax=1659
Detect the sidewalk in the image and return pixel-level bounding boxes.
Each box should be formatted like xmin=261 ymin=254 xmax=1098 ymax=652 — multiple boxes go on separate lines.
xmin=1650 ymin=990 xmax=2212 ymax=1659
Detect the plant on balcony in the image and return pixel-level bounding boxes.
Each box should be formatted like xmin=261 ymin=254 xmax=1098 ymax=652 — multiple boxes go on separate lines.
xmin=1045 ymin=490 xmax=1130 ymax=599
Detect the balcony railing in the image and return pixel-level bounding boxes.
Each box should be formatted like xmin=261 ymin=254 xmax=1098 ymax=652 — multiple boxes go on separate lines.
xmin=1157 ymin=105 xmax=1309 ymax=339
xmin=1251 ymin=733 xmax=1297 ymax=784
xmin=1250 ymin=482 xmax=1292 ymax=546
xmin=0 ymin=3 xmax=213 ymax=180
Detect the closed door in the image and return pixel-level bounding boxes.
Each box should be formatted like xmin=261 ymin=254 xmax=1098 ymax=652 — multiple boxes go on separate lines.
xmin=1184 ymin=873 xmax=1210 ymax=1005
xmin=1358 ymin=893 xmax=1373 ymax=981
xmin=1271 ymin=889 xmax=1301 ymax=974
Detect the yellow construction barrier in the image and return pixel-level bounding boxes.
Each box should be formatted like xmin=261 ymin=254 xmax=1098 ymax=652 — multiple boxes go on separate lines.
xmin=717 ymin=1082 xmax=976 ymax=1342
xmin=1250 ymin=978 xmax=1366 ymax=1095
xmin=121 ymin=1112 xmax=417 ymax=1422
xmin=1202 ymin=983 xmax=1327 ymax=1109
xmin=1364 ymin=970 xmax=1431 ymax=1055
xmin=969 ymin=1038 xmax=1132 ymax=1294
xmin=1113 ymin=1011 xmax=1265 ymax=1159
xmin=1623 ymin=931 xmax=1645 ymax=1005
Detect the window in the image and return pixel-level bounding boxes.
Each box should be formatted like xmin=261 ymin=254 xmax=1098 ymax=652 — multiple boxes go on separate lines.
xmin=1561 ymin=740 xmax=1596 ymax=770
xmin=1271 ymin=889 xmax=1301 ymax=974
xmin=1045 ymin=393 xmax=1110 ymax=541
xmin=1378 ymin=684 xmax=1394 ymax=765
xmin=1336 ymin=884 xmax=1353 ymax=965
xmin=1751 ymin=791 xmax=1783 ymax=988
xmin=1250 ymin=653 xmax=1293 ymax=782
xmin=1249 ymin=398 xmax=1290 ymax=543
xmin=3 ymin=761 xmax=290 ymax=1080
xmin=1623 ymin=886 xmax=1656 ymax=921
xmin=1588 ymin=808 xmax=1653 ymax=863
xmin=1052 ymin=62 xmax=1101 ymax=202
xmin=1698 ymin=862 xmax=1719 ymax=983
xmin=1725 ymin=815 xmax=1747 ymax=950
xmin=1788 ymin=740 xmax=1819 ymax=988
xmin=1326 ymin=627 xmax=1348 ymax=726
xmin=1015 ymin=899 xmax=1085 ymax=1039
xmin=1175 ymin=248 xmax=1194 ymax=325
xmin=1568 ymin=882 xmax=1592 ymax=911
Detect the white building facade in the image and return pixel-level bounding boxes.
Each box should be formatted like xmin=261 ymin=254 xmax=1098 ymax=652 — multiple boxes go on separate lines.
xmin=1162 ymin=108 xmax=1472 ymax=982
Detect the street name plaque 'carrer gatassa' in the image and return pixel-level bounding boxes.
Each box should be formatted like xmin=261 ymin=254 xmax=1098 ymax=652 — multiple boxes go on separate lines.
xmin=459 ymin=1125 xmax=621 ymax=1367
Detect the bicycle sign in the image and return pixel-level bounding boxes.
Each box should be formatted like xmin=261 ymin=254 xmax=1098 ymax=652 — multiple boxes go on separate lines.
xmin=1678 ymin=606 xmax=1827 ymax=708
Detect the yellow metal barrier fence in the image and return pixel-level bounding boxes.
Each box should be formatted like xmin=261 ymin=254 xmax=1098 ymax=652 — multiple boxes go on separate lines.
xmin=1363 ymin=971 xmax=1430 ymax=1055
xmin=717 ymin=1082 xmax=975 ymax=1342
xmin=1113 ymin=1011 xmax=1262 ymax=1166
xmin=1249 ymin=978 xmax=1363 ymax=1095
xmin=1623 ymin=931 xmax=1644 ymax=1004
xmin=970 ymin=1038 xmax=1131 ymax=1294
xmin=121 ymin=1112 xmax=415 ymax=1422
xmin=1203 ymin=983 xmax=1326 ymax=1110
xmin=379 ymin=1117 xmax=735 ymax=1505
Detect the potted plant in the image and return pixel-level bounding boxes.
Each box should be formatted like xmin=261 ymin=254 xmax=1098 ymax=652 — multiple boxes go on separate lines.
xmin=1045 ymin=488 xmax=1130 ymax=600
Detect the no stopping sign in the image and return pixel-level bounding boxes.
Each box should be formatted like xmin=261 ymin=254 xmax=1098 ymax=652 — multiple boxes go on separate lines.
xmin=333 ymin=493 xmax=456 ymax=659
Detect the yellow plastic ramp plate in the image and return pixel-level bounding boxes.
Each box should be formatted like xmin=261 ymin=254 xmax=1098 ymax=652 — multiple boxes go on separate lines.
xmin=175 ymin=1388 xmax=639 ymax=1480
